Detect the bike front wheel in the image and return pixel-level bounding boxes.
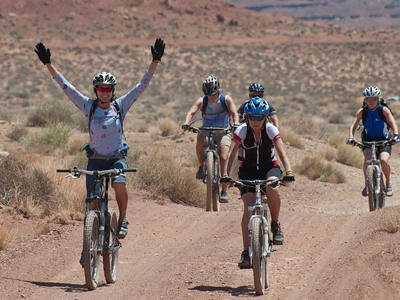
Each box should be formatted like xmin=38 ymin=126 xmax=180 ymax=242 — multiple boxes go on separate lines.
xmin=367 ymin=166 xmax=378 ymax=212
xmin=206 ymin=151 xmax=214 ymax=212
xmin=212 ymin=154 xmax=220 ymax=212
xmin=83 ymin=211 xmax=100 ymax=290
xmin=252 ymin=217 xmax=267 ymax=295
xmin=103 ymin=208 xmax=120 ymax=284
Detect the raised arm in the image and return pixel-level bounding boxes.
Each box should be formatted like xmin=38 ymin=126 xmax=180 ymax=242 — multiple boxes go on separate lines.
xmin=148 ymin=38 xmax=165 ymax=75
xmin=34 ymin=42 xmax=59 ymax=78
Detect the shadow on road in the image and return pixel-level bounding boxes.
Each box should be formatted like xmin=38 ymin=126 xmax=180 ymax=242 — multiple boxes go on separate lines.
xmin=189 ymin=284 xmax=254 ymax=297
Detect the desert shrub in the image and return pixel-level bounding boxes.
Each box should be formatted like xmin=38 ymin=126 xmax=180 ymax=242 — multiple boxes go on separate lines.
xmin=328 ymin=132 xmax=348 ymax=148
xmin=158 ymin=117 xmax=180 ymax=136
xmin=27 ymin=102 xmax=75 ymax=127
xmin=6 ymin=126 xmax=28 ymax=142
xmin=329 ymin=112 xmax=346 ymax=124
xmin=134 ymin=151 xmax=206 ymax=207
xmin=295 ymin=156 xmax=346 ymax=183
xmin=318 ymin=148 xmax=336 ymax=161
xmin=27 ymin=123 xmax=73 ymax=151
xmin=0 ymin=156 xmax=55 ymax=218
xmin=280 ymin=127 xmax=305 ymax=150
xmin=380 ymin=210 xmax=400 ymax=233
xmin=0 ymin=221 xmax=15 ymax=250
xmin=336 ymin=145 xmax=363 ymax=168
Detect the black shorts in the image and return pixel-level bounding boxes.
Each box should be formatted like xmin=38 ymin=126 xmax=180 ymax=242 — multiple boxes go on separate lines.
xmin=362 ymin=136 xmax=392 ymax=155
xmin=237 ymin=165 xmax=283 ymax=196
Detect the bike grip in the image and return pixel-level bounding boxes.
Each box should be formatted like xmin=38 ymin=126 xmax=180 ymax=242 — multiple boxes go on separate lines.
xmin=123 ymin=168 xmax=138 ymax=172
xmin=56 ymin=169 xmax=71 ymax=172
xmin=220 ymin=177 xmax=232 ymax=183
xmin=282 ymin=175 xmax=295 ymax=182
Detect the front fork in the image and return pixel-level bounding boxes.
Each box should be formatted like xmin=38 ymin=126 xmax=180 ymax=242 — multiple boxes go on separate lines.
xmin=248 ymin=204 xmax=270 ymax=259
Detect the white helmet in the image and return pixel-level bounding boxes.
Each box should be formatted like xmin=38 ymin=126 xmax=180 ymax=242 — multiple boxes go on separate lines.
xmin=93 ymin=72 xmax=117 ymax=86
xmin=363 ymin=86 xmax=381 ymax=98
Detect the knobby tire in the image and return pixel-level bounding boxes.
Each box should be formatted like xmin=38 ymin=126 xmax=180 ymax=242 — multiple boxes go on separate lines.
xmin=83 ymin=211 xmax=100 ymax=290
xmin=212 ymin=155 xmax=220 ymax=212
xmin=379 ymin=174 xmax=386 ymax=209
xmin=367 ymin=166 xmax=378 ymax=212
xmin=252 ymin=217 xmax=266 ymax=295
xmin=206 ymin=151 xmax=213 ymax=212
xmin=103 ymin=208 xmax=119 ymax=284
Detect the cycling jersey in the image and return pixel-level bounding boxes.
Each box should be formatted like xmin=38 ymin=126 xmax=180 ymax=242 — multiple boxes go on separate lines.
xmin=201 ymin=93 xmax=230 ymax=128
xmin=233 ymin=122 xmax=281 ymax=171
xmin=363 ymin=107 xmax=389 ymax=139
xmin=55 ymin=71 xmax=153 ymax=157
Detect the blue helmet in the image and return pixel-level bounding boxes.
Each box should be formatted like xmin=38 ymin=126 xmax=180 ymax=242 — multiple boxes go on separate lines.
xmin=244 ymin=97 xmax=270 ymax=115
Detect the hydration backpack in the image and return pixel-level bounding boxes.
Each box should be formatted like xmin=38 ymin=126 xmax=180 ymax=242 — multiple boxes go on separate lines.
xmin=201 ymin=92 xmax=230 ymax=115
xmin=88 ymin=99 xmax=124 ymax=135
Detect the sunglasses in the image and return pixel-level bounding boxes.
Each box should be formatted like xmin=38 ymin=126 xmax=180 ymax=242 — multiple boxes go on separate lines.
xmin=97 ymin=86 xmax=113 ymax=93
xmin=248 ymin=115 xmax=265 ymax=121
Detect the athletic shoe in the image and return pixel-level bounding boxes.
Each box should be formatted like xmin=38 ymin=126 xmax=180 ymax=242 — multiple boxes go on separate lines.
xmin=361 ymin=186 xmax=368 ymax=197
xmin=220 ymin=190 xmax=229 ymax=203
xmin=79 ymin=251 xmax=84 ymax=268
xmin=196 ymin=166 xmax=203 ymax=180
xmin=238 ymin=250 xmax=251 ymax=269
xmin=386 ymin=183 xmax=393 ymax=197
xmin=271 ymin=221 xmax=284 ymax=245
xmin=117 ymin=220 xmax=129 ymax=239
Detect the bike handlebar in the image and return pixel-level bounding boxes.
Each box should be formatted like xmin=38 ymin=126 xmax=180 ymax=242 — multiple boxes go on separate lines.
xmin=187 ymin=125 xmax=233 ymax=134
xmin=220 ymin=176 xmax=295 ymax=188
xmin=351 ymin=140 xmax=392 ymax=149
xmin=57 ymin=167 xmax=137 ymax=177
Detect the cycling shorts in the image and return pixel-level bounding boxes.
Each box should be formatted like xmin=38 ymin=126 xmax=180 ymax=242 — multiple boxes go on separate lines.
xmin=238 ymin=165 xmax=282 ymax=196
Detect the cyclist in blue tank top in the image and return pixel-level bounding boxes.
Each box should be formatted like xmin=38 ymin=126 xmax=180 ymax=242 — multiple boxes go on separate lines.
xmin=182 ymin=75 xmax=240 ymax=202
xmin=347 ymin=86 xmax=399 ymax=197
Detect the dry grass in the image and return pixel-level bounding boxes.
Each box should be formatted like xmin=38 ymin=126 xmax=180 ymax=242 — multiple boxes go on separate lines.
xmin=158 ymin=118 xmax=180 ymax=136
xmin=134 ymin=150 xmax=206 ymax=207
xmin=0 ymin=220 xmax=15 ymax=250
xmin=280 ymin=127 xmax=305 ymax=150
xmin=295 ymin=156 xmax=346 ymax=183
xmin=336 ymin=145 xmax=364 ymax=169
xmin=380 ymin=210 xmax=400 ymax=234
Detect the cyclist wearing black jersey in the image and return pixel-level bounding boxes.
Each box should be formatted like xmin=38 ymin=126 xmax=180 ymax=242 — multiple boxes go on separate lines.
xmin=223 ymin=97 xmax=294 ymax=269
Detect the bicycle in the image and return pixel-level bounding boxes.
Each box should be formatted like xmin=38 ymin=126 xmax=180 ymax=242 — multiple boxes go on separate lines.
xmin=221 ymin=175 xmax=293 ymax=295
xmin=351 ymin=140 xmax=391 ymax=212
xmin=188 ymin=125 xmax=232 ymax=212
xmin=56 ymin=166 xmax=137 ymax=290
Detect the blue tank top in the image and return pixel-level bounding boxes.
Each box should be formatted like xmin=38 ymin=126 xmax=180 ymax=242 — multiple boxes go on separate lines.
xmin=364 ymin=108 xmax=389 ymax=138
xmin=201 ymin=94 xmax=230 ymax=128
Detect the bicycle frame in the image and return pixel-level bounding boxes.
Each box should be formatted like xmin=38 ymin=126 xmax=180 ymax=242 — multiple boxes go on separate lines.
xmin=352 ymin=140 xmax=390 ymax=211
xmin=201 ymin=130 xmax=220 ymax=184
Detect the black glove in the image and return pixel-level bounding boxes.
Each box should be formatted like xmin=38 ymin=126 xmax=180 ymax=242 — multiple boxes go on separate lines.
xmin=151 ymin=38 xmax=165 ymax=61
xmin=181 ymin=123 xmax=190 ymax=131
xmin=283 ymin=171 xmax=295 ymax=182
xmin=34 ymin=42 xmax=51 ymax=65
xmin=346 ymin=138 xmax=355 ymax=145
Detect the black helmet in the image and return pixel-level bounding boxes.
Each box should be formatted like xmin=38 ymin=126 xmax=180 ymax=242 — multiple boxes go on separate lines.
xmin=249 ymin=82 xmax=265 ymax=93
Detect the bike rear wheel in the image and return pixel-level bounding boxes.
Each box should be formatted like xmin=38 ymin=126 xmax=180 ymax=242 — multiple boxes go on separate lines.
xmin=252 ymin=217 xmax=267 ymax=295
xmin=83 ymin=211 xmax=100 ymax=290
xmin=212 ymin=155 xmax=220 ymax=212
xmin=367 ymin=166 xmax=378 ymax=212
xmin=103 ymin=208 xmax=120 ymax=284
xmin=206 ymin=151 xmax=214 ymax=212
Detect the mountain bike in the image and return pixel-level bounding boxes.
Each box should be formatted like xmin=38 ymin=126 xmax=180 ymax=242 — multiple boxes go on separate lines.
xmin=352 ymin=140 xmax=391 ymax=212
xmin=221 ymin=176 xmax=293 ymax=295
xmin=188 ymin=125 xmax=232 ymax=212
xmin=57 ymin=167 xmax=137 ymax=290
